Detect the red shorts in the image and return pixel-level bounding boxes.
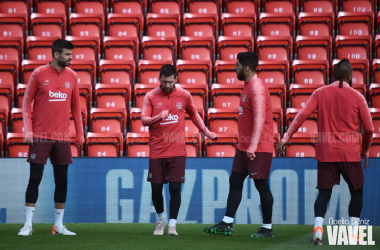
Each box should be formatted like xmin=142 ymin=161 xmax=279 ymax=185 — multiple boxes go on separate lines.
xmin=232 ymin=149 xmax=272 ymax=179
xmin=317 ymin=161 xmax=364 ymax=191
xmin=27 ymin=137 xmax=73 ymax=165
xmin=147 ymin=156 xmax=186 ymax=184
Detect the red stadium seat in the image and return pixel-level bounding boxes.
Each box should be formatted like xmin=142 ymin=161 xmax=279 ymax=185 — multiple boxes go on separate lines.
xmin=369 ymin=133 xmax=380 ymax=157
xmin=256 ymin=36 xmax=293 ymax=61
xmin=0 ymin=108 xmax=6 ymax=138
xmin=301 ymin=0 xmax=336 ymax=14
xmin=259 ymin=13 xmax=295 ymax=37
xmin=352 ymin=83 xmax=366 ymax=96
xmin=129 ymin=108 xmax=149 ymax=132
xmin=65 ymin=36 xmax=100 ymax=62
xmin=103 ymin=36 xmax=139 ymax=61
xmin=107 ymin=13 xmax=144 ymax=39
xmin=182 ymin=13 xmax=218 ymax=38
xmin=372 ymin=59 xmax=380 ymax=83
xmin=285 ymin=133 xmax=317 ymax=157
xmin=224 ymin=0 xmax=258 ymax=14
xmin=342 ymin=0 xmax=374 ymax=12
xmin=177 ymin=83 xmax=208 ymax=110
xmin=204 ymin=133 xmax=238 ymax=157
xmin=292 ymin=60 xmax=329 ymax=85
xmin=134 ymin=83 xmax=160 ymax=108
xmin=180 ymin=36 xmax=215 ymax=62
xmin=145 ymin=13 xmax=180 ymax=38
xmin=10 ymin=108 xmax=24 ymax=133
xmin=267 ymin=83 xmax=286 ymax=110
xmin=220 ymin=13 xmax=256 ymax=38
xmin=332 ymin=59 xmax=369 ymax=85
xmin=73 ymin=0 xmax=107 ymax=28
xmin=35 ymin=0 xmax=68 ymax=17
xmin=16 ymin=83 xmax=26 ymax=108
xmin=150 ymin=0 xmax=183 ymax=15
xmin=214 ymin=60 xmax=241 ymax=85
xmin=79 ymin=82 xmax=92 ymax=114
xmin=70 ymin=137 xmax=82 ymax=157
xmin=6 ymin=132 xmax=28 ymax=157
xmin=110 ymin=0 xmax=144 ymax=14
xmin=0 ymin=0 xmax=29 ymax=31
xmin=369 ymin=84 xmax=380 ymax=107
xmin=126 ymin=132 xmax=149 ymax=157
xmin=0 ymin=81 xmax=13 ymax=118
xmin=335 ymin=35 xmax=372 ymax=61
xmin=138 ymin=60 xmax=173 ymax=84
xmin=217 ymin=36 xmax=254 ymax=61
xmin=26 ymin=36 xmax=60 ymax=61
xmin=184 ymin=108 xmax=204 ymax=135
xmin=337 ymin=12 xmax=374 ymax=36
xmin=273 ymin=108 xmax=283 ymax=135
xmin=95 ymin=83 xmax=131 ymax=110
xmin=69 ymin=13 xmax=103 ymax=40
xmin=99 ymin=59 xmax=135 ymax=86
xmin=298 ymin=12 xmax=334 ymax=37
xmin=256 ymin=60 xmax=289 ymax=85
xmin=207 ymin=108 xmax=238 ymax=134
xmin=370 ymin=108 xmax=380 ymax=134
xmin=176 ymin=60 xmax=212 ymax=86
xmin=0 ymin=37 xmax=23 ymax=76
xmin=188 ymin=0 xmax=220 ymax=15
xmin=295 ymin=36 xmax=332 ymax=61
xmin=90 ymin=107 xmax=127 ymax=134
xmin=211 ymin=84 xmax=243 ymax=109
xmin=374 ymin=35 xmax=380 ymax=58
xmin=30 ymin=13 xmax=66 ymax=38
xmin=70 ymin=59 xmax=97 ymax=86
xmin=21 ymin=60 xmax=48 ymax=84
xmin=262 ymin=0 xmax=296 ymax=13
xmin=288 ymin=84 xmax=324 ymax=108
xmin=186 ymin=134 xmax=202 ymax=157
xmin=0 ymin=14 xmax=27 ymax=42
xmin=286 ymin=108 xmax=318 ymax=135
xmin=69 ymin=108 xmax=86 ymax=136
xmin=141 ymin=36 xmax=177 ymax=61
xmin=86 ymin=132 xmax=124 ymax=157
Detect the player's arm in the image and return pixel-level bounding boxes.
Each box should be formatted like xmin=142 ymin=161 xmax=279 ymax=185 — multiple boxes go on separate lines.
xmin=22 ymin=71 xmax=38 ymax=144
xmin=358 ymin=94 xmax=374 ymax=169
xmin=141 ymin=93 xmax=169 ymax=126
xmin=185 ymin=93 xmax=216 ymax=139
xmin=71 ymin=75 xmax=84 ymax=146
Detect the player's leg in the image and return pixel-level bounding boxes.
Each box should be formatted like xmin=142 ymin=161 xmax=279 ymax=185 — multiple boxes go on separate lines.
xmin=168 ymin=182 xmax=181 ymax=236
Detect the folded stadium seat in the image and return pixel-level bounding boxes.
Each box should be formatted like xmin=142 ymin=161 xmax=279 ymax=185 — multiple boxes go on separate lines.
xmin=150 ymin=0 xmax=183 ymax=15
xmin=285 ymin=133 xmax=317 ymax=157
xmin=288 ymin=83 xmax=324 ymax=108
xmin=0 ymin=14 xmax=26 ymax=52
xmin=300 ymin=0 xmax=336 ymax=14
xmin=141 ymin=36 xmax=177 ymax=61
xmin=126 ymin=132 xmax=149 ymax=157
xmin=110 ymin=0 xmax=144 ymax=14
xmin=292 ymin=60 xmax=329 ymax=85
xmin=6 ymin=132 xmax=28 ymax=157
xmin=129 ymin=108 xmax=148 ymax=132
xmin=179 ymin=36 xmax=215 ymax=62
xmin=186 ymin=133 xmax=202 ymax=157
xmin=70 ymin=59 xmax=97 ymax=86
xmin=335 ymin=35 xmax=372 ymax=61
xmin=138 ymin=60 xmax=173 ymax=84
xmin=214 ymin=60 xmax=240 ymax=85
xmin=220 ymin=13 xmax=256 ymax=38
xmin=145 ymin=13 xmax=180 ymax=38
xmin=184 ymin=108 xmax=204 ymax=135
xmin=273 ymin=133 xmax=280 ymax=156
xmin=332 ymin=59 xmax=369 ymax=85
xmin=0 ymin=82 xmax=13 ymax=126
xmin=374 ymin=35 xmax=380 ymax=58
xmin=258 ymin=13 xmax=295 ymax=38
xmin=369 ymin=84 xmax=380 ymax=107
xmin=95 ymin=83 xmax=131 ymax=111
xmin=107 ymin=13 xmax=144 ymax=39
xmin=337 ymin=12 xmax=374 ymax=36
xmin=134 ymin=83 xmax=160 ymax=108
xmin=295 ymin=36 xmax=332 ymax=61
xmin=207 ymin=108 xmax=239 ymax=134
xmin=21 ymin=60 xmax=49 ymax=84
xmin=298 ymin=12 xmax=334 ymax=37
xmin=267 ymin=83 xmax=286 ymax=110
xmin=35 ymin=0 xmax=68 ymax=17
xmin=79 ymin=82 xmax=92 ymax=114
xmin=0 ymin=37 xmax=23 ymax=76
xmin=0 ymin=108 xmax=6 ymax=137
xmin=262 ymin=0 xmax=296 ymax=13
xmin=176 ymin=60 xmax=212 ymax=86
xmin=73 ymin=0 xmax=107 ymax=30
xmin=370 ymin=108 xmax=380 ymax=134
xmin=99 ymin=59 xmax=135 ymax=86
xmin=69 ymin=13 xmax=103 ymax=42
xmin=16 ymin=83 xmax=26 ymax=108
xmin=217 ymin=36 xmax=254 ymax=61
xmin=103 ymin=36 xmax=139 ymax=61
xmin=256 ymin=60 xmax=289 ymax=85
xmin=90 ymin=107 xmax=127 ymax=134
xmin=187 ymin=0 xmax=220 ymax=15
xmin=351 ymin=83 xmax=366 ymax=97
xmin=272 ymin=108 xmax=283 ymax=135
xmin=69 ymin=108 xmax=86 ymax=135
xmin=70 ymin=136 xmax=82 ymax=157
xmin=182 ymin=13 xmax=218 ymax=38
xmin=372 ymin=59 xmax=380 ymax=83
xmin=286 ymin=108 xmax=318 ymax=136
xmin=210 ymin=84 xmax=243 ymax=109
xmin=342 ymin=0 xmax=374 ymax=12
xmin=256 ymin=36 xmax=293 ymax=61
xmin=30 ymin=13 xmax=66 ymax=38
xmin=10 ymin=108 xmax=24 ymax=133
xmin=224 ymin=0 xmax=258 ymax=14
xmin=176 ymin=83 xmax=208 ymax=110
xmin=26 ymin=36 xmax=61 ymax=61
xmin=0 ymin=0 xmax=29 ymax=28
xmin=369 ymin=133 xmax=380 ymax=157
xmin=0 ymin=62 xmax=17 ymax=102
xmin=65 ymin=36 xmax=100 ymax=63
xmin=204 ymin=133 xmax=238 ymax=157
xmin=86 ymin=132 xmax=124 ymax=157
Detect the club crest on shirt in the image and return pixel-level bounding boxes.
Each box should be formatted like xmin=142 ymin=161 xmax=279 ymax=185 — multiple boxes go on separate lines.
xmin=176 ymin=102 xmax=182 ymax=109
xmin=156 ymin=102 xmax=162 ymax=108
xmin=242 ymin=95 xmax=247 ymax=102
xmin=31 ymin=154 xmax=36 ymax=159
xmin=65 ymin=81 xmax=70 ymax=88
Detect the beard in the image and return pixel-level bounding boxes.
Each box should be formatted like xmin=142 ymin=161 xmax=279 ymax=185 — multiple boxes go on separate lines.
xmin=236 ymin=71 xmax=245 ymax=81
xmin=348 ymin=80 xmax=352 ymax=86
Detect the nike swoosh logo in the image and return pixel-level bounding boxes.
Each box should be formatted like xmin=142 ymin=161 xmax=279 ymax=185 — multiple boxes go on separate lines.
xmin=251 ymin=173 xmax=258 ymax=175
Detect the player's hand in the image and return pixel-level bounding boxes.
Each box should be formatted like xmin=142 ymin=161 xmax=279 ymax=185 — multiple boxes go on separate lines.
xmin=160 ymin=110 xmax=169 ymax=119
xmin=277 ymin=141 xmax=287 ymax=155
xmin=246 ymin=151 xmax=256 ymax=160
xmin=209 ymin=132 xmax=217 ymax=140
xmin=361 ymin=151 xmax=369 ymax=169
xmin=26 ymin=139 xmax=33 ymax=145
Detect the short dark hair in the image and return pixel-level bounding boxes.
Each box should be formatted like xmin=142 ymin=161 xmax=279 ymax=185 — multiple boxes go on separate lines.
xmin=159 ymin=64 xmax=177 ymax=78
xmin=236 ymin=52 xmax=258 ymax=71
xmin=52 ymin=39 xmax=74 ymax=57
xmin=333 ymin=59 xmax=352 ymax=81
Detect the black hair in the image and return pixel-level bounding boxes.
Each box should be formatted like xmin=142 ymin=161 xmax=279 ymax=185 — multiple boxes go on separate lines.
xmin=52 ymin=39 xmax=74 ymax=57
xmin=333 ymin=59 xmax=353 ymax=88
xmin=159 ymin=64 xmax=177 ymax=78
xmin=236 ymin=52 xmax=259 ymax=71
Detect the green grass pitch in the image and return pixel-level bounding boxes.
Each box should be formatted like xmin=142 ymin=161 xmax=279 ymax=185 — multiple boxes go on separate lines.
xmin=1 ymin=224 xmax=379 ymax=250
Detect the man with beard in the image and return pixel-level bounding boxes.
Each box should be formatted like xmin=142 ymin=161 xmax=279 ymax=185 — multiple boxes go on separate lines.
xmin=203 ymin=52 xmax=275 ymax=237
xmin=277 ymin=59 xmax=373 ymax=245
xmin=142 ymin=64 xmax=216 ymax=236
xmin=18 ymin=39 xmax=83 ymax=236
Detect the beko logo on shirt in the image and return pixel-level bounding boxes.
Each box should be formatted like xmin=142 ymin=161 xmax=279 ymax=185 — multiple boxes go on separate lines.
xmin=49 ymin=90 xmax=67 ymax=102
xmin=160 ymin=114 xmax=179 ymax=125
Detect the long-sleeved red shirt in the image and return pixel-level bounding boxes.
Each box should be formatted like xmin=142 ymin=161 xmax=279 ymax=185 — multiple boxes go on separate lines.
xmin=141 ymin=86 xmax=214 ymax=159
xmin=23 ymin=63 xmax=84 ymax=145
xmin=282 ymin=81 xmax=374 ymax=161
xmin=238 ymin=75 xmax=273 ymax=154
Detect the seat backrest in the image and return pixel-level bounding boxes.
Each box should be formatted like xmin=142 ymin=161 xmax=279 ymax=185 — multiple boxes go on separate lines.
xmin=130 ymin=108 xmax=149 ymax=132
xmin=90 ymin=107 xmax=126 ymax=134
xmin=214 ymin=60 xmax=240 ymax=84
xmin=138 ymin=60 xmax=173 ymax=84
xmin=188 ymin=0 xmax=219 ymax=15
xmin=112 ymin=0 xmax=143 ymax=14
xmin=141 ymin=36 xmax=176 ymax=61
xmin=256 ymin=36 xmax=293 ymax=61
xmin=211 ymin=84 xmax=243 ymax=109
xmin=30 ymin=13 xmax=66 ymax=38
xmin=220 ymin=13 xmax=256 ymax=38
xmin=259 ymin=13 xmax=295 ymax=37
xmin=107 ymin=13 xmax=144 ymax=38
xmin=6 ymin=132 xmax=28 ymax=157
xmin=225 ymin=0 xmax=257 ymax=14
xmin=150 ymin=0 xmax=182 ymax=15
xmin=262 ymin=0 xmax=295 ymax=13
xmin=342 ymin=0 xmax=373 ymax=12
xmin=285 ymin=133 xmax=317 ymax=157
xmin=99 ymin=59 xmax=135 ymax=85
xmin=288 ymin=84 xmax=324 ymax=108
xmin=292 ymin=60 xmax=329 ymax=85
xmin=145 ymin=13 xmax=180 ymax=38
xmin=95 ymin=83 xmax=131 ymax=110
xmin=134 ymin=83 xmax=160 ymax=108
xmin=36 ymin=0 xmax=67 ymax=16
xmin=180 ymin=36 xmax=215 ymax=62
xmin=207 ymin=108 xmax=239 ymax=134
xmin=204 ymin=133 xmax=238 ymax=157
xmin=302 ymin=0 xmax=335 ymax=14
xmin=182 ymin=13 xmax=218 ymax=38
xmin=298 ymin=12 xmax=334 ymax=37
xmin=126 ymin=132 xmax=149 ymax=157
xmin=86 ymin=132 xmax=124 ymax=157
